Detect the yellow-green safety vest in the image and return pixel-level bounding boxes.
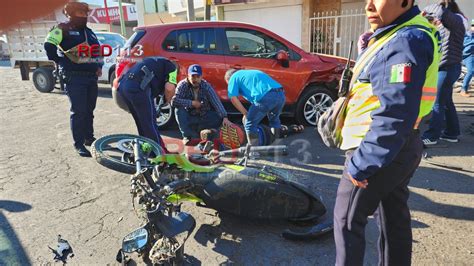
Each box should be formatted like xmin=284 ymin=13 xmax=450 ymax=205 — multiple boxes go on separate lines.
xmin=340 ymin=14 xmax=440 ymax=151
xmin=45 ymin=27 xmax=92 ymax=64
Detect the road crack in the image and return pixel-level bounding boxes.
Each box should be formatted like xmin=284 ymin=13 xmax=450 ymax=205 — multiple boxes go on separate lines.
xmin=59 ymin=194 xmax=103 ymax=213
xmin=84 ymin=212 xmax=113 ymax=243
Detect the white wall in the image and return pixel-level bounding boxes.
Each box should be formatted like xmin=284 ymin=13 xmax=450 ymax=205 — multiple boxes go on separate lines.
xmin=224 ymin=4 xmax=303 ymax=47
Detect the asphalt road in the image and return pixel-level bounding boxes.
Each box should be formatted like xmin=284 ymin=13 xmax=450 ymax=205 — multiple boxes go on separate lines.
xmin=0 ymin=66 xmax=473 ymax=265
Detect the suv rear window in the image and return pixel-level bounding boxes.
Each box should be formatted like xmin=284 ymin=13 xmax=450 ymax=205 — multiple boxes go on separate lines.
xmin=225 ymin=28 xmax=287 ymax=57
xmin=162 ymin=28 xmax=219 ymax=54
xmin=124 ymin=30 xmax=145 ymax=50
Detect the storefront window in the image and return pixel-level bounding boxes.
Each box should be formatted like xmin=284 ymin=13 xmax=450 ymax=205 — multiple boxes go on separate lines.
xmin=144 ymin=0 xmax=168 ymax=14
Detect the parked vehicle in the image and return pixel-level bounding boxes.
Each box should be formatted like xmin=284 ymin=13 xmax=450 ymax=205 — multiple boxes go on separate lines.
xmin=0 ymin=38 xmax=9 ymax=60
xmin=95 ymin=32 xmax=126 ymax=86
xmin=5 ymin=17 xmax=124 ymax=92
xmin=118 ymin=21 xmax=348 ymax=127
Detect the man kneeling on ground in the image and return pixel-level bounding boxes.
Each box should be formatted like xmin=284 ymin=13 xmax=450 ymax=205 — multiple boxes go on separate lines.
xmin=172 ymin=64 xmax=231 ymax=145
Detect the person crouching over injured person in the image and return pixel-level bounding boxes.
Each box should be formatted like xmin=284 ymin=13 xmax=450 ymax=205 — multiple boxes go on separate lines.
xmin=224 ymin=69 xmax=285 ymax=145
xmin=117 ymin=57 xmax=177 ymax=151
xmin=172 ymin=64 xmax=231 ymax=145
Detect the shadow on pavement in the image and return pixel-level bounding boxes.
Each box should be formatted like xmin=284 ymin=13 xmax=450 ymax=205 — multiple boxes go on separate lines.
xmin=409 ymin=166 xmax=474 ymax=221
xmin=0 ymin=200 xmax=32 ymax=266
xmin=191 ymin=164 xmax=340 ymax=265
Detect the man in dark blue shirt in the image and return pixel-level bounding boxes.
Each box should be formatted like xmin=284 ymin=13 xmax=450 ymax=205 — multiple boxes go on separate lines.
xmin=44 ymin=2 xmax=103 ymax=157
xmin=172 ymin=64 xmax=230 ymax=145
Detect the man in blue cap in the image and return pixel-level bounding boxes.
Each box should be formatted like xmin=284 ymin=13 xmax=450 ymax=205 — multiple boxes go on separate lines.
xmin=172 ymin=64 xmax=230 ymax=145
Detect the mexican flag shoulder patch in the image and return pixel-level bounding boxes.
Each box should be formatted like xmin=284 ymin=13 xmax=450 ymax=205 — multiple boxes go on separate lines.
xmin=390 ymin=63 xmax=412 ymax=83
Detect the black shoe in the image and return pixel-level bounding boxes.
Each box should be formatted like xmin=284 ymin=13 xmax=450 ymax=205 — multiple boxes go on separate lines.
xmin=75 ymin=145 xmax=92 ymax=157
xmin=84 ymin=137 xmax=97 ymax=146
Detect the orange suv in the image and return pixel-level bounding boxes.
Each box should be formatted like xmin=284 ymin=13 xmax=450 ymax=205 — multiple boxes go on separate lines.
xmin=120 ymin=21 xmax=347 ymax=127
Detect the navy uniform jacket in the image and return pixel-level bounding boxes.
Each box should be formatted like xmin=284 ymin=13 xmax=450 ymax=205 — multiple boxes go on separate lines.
xmin=120 ymin=57 xmax=177 ymax=99
xmin=44 ymin=21 xmax=102 ymax=73
xmin=347 ymin=6 xmax=435 ymax=181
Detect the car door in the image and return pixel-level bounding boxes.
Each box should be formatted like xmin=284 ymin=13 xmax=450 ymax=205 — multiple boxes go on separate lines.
xmin=221 ymin=27 xmax=306 ymax=104
xmin=158 ymin=28 xmax=228 ymax=97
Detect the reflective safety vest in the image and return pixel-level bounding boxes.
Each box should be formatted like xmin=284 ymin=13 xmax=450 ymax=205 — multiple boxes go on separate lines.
xmin=340 ymin=14 xmax=440 ymax=150
xmin=45 ymin=27 xmax=92 ymax=64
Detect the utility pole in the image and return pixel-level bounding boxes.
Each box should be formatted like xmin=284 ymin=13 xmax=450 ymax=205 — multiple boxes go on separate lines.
xmin=186 ymin=0 xmax=195 ymax=22
xmin=103 ymin=0 xmax=112 ymax=32
xmin=204 ymin=0 xmax=211 ymax=21
xmin=118 ymin=0 xmax=126 ymax=37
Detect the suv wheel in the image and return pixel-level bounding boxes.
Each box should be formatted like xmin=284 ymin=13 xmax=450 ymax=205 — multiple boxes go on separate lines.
xmin=156 ymin=103 xmax=176 ymax=129
xmin=295 ymin=85 xmax=336 ymax=126
xmin=109 ymin=69 xmax=116 ymax=89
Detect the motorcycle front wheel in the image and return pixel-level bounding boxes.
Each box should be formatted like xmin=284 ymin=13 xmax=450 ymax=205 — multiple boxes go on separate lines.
xmin=91 ymin=134 xmax=164 ymax=174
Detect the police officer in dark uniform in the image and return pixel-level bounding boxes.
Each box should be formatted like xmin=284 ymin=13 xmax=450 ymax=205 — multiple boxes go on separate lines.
xmin=115 ymin=57 xmax=177 ymax=151
xmin=44 ymin=2 xmax=102 ymax=157
xmin=331 ymin=0 xmax=440 ymax=265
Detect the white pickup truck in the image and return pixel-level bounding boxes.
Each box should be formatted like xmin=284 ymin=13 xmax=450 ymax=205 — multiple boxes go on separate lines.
xmin=6 ymin=18 xmax=124 ymax=92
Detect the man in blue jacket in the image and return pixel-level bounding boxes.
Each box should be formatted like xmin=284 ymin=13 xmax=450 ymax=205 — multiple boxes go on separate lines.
xmin=422 ymin=0 xmax=466 ymax=144
xmin=44 ymin=2 xmax=103 ymax=157
xmin=333 ymin=0 xmax=440 ymax=265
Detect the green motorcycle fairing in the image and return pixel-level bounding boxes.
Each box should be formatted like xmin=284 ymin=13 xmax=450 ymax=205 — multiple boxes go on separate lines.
xmin=151 ymin=154 xmax=220 ymax=172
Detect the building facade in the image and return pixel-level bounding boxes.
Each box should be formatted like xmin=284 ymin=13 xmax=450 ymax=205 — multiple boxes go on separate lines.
xmin=214 ymin=0 xmax=473 ymax=53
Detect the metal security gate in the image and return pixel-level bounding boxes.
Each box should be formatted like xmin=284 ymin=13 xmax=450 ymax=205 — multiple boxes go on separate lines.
xmin=309 ymin=9 xmax=367 ymax=57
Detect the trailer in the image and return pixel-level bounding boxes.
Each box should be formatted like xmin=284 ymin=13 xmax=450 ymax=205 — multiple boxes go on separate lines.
xmin=7 ymin=19 xmax=60 ymax=92
xmin=6 ymin=12 xmax=125 ymax=93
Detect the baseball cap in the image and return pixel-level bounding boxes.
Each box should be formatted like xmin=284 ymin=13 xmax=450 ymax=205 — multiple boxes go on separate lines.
xmin=188 ymin=64 xmax=202 ymax=76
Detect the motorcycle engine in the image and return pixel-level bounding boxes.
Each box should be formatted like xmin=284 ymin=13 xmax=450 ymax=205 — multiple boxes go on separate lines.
xmin=153 ymin=164 xmax=189 ymax=186
xmin=148 ymin=237 xmax=180 ymax=264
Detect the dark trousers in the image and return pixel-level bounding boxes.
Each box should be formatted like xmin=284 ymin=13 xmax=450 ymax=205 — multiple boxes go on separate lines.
xmin=245 ymin=89 xmax=285 ymax=133
xmin=334 ymin=131 xmax=423 ymax=266
xmin=422 ymin=64 xmax=462 ymax=140
xmin=462 ymin=55 xmax=473 ymax=93
xmin=65 ymin=75 xmax=98 ymax=148
xmin=175 ymin=108 xmax=223 ymax=139
xmin=118 ymin=81 xmax=165 ymax=149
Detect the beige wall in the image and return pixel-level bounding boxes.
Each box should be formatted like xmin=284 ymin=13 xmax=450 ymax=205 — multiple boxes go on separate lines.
xmin=143 ymin=13 xmax=185 ymax=26
xmin=220 ymin=0 xmax=304 ymax=47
